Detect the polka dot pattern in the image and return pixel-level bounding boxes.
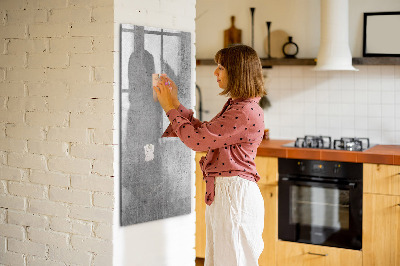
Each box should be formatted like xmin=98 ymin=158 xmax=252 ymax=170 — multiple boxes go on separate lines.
xmin=161 ymin=97 xmax=265 ymax=205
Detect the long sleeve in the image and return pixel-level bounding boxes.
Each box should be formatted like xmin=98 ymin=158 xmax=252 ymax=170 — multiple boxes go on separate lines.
xmin=161 ymin=103 xmax=203 ymax=138
xmin=164 ymin=106 xmax=249 ymax=152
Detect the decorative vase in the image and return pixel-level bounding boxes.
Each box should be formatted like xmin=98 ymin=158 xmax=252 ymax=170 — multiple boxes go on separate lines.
xmin=282 ymin=36 xmax=299 ymax=58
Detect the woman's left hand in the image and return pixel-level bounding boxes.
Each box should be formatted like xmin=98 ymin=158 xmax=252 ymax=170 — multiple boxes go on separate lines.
xmin=153 ymin=76 xmax=175 ymax=113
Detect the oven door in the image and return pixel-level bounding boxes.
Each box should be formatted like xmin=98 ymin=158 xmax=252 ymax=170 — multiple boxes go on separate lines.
xmin=278 ymin=176 xmax=362 ymax=250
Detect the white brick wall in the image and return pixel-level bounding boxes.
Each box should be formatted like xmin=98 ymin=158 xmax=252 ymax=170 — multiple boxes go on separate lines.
xmin=0 ymin=0 xmax=114 ymax=265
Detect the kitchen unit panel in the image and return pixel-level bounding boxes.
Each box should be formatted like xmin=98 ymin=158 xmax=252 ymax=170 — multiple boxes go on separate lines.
xmin=364 ymin=164 xmax=400 ymax=196
xmin=255 ymin=156 xmax=278 ymax=186
xmin=195 ymin=151 xmax=207 ymax=258
xmin=276 ymin=240 xmax=362 ymax=266
xmin=363 ymin=193 xmax=400 ymax=266
xmin=259 ymin=184 xmax=278 ymax=266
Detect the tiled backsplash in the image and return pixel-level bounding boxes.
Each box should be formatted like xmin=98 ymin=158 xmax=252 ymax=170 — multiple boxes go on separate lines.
xmin=196 ymin=65 xmax=400 ymax=145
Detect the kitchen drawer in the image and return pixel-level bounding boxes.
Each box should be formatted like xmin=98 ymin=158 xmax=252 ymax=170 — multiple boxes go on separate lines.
xmin=364 ymin=164 xmax=400 ymax=196
xmin=276 ymin=241 xmax=362 ymax=266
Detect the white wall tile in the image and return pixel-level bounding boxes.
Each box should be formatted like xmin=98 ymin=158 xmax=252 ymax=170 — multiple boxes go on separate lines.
xmin=382 ymin=117 xmax=396 ymax=131
xmin=342 ymin=117 xmax=355 ymax=129
xmin=291 ymin=77 xmax=304 ymax=90
xmin=279 ymin=77 xmax=291 ymax=89
xmin=278 ymin=67 xmax=292 ymax=78
xmin=355 ymin=117 xmax=368 ymax=130
xmin=341 ymin=104 xmax=355 ymax=116
xmin=329 ymin=103 xmax=341 ymax=116
xmin=381 ymin=66 xmax=394 ymax=77
xmin=316 ymin=115 xmax=330 ymax=128
xmin=354 ymin=89 xmax=368 ymax=104
xmin=197 ymin=65 xmax=400 ymax=144
xmin=367 ymin=105 xmax=382 ymax=118
xmin=341 ymin=89 xmax=354 ymax=104
xmin=395 ymin=66 xmax=400 ymax=78
xmin=382 ymin=79 xmax=395 ymax=91
xmin=328 ymin=88 xmax=341 ymax=103
xmin=368 ymin=130 xmax=382 ymax=144
xmin=395 ymin=118 xmax=400 ymax=131
xmin=355 ymin=104 xmax=368 ymax=117
xmin=396 ymin=88 xmax=400 ymax=104
xmin=382 ymin=105 xmax=395 ymax=118
xmin=316 ymin=103 xmax=329 ymax=115
xmin=342 ymin=128 xmax=355 ymax=137
xmin=382 ymin=91 xmax=395 ymax=104
xmin=368 ymin=117 xmax=381 ymax=131
xmin=304 ymin=102 xmax=316 ymax=115
xmin=367 ymin=76 xmax=381 ymax=91
xmin=367 ymin=91 xmax=381 ymax=105
xmin=316 ymin=89 xmax=329 ymax=103
xmin=382 ymin=131 xmax=396 ymax=144
xmin=291 ymin=67 xmax=303 ymax=78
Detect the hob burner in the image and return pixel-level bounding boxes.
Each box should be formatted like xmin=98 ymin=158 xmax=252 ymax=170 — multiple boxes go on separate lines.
xmin=283 ymin=136 xmax=372 ymax=151
xmin=333 ymin=137 xmax=370 ymax=151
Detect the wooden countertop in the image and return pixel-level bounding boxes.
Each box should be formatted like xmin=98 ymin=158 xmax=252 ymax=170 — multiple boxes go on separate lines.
xmin=256 ymin=139 xmax=400 ymax=165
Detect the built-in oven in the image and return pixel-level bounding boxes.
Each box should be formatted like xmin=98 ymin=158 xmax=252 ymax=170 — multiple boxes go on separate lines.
xmin=278 ymin=158 xmax=363 ymax=250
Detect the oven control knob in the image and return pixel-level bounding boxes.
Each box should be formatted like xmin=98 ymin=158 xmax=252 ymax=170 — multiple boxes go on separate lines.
xmin=334 ymin=167 xmax=339 ymax=174
xmin=298 ymin=161 xmax=305 ymax=171
xmin=334 ymin=164 xmax=341 ymax=174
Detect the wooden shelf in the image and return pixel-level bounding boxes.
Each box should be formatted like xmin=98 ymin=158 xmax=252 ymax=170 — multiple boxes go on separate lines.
xmin=352 ymin=57 xmax=400 ymax=65
xmin=196 ymin=57 xmax=400 ymax=67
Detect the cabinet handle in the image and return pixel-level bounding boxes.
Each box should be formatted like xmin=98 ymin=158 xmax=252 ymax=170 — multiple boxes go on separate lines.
xmin=397 ymin=204 xmax=400 ymax=207
xmin=307 ymin=252 xmax=328 ymax=256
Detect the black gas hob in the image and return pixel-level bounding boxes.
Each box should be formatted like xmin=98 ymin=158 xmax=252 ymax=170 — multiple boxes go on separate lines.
xmin=282 ymin=135 xmax=375 ymax=151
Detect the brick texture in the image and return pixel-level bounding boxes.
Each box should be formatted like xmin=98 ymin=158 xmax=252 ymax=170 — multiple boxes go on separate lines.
xmin=0 ymin=0 xmax=115 ymax=264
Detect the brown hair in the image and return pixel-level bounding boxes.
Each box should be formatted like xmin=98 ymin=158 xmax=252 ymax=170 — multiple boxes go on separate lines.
xmin=214 ymin=44 xmax=267 ymax=99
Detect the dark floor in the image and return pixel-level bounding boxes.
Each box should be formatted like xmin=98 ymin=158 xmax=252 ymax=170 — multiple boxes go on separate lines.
xmin=195 ymin=257 xmax=204 ymax=266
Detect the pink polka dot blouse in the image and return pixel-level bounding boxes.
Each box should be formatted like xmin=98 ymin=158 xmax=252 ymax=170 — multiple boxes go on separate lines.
xmin=161 ymin=97 xmax=265 ymax=205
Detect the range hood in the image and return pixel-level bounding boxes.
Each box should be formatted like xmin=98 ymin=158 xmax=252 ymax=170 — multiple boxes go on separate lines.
xmin=314 ymin=0 xmax=358 ymax=71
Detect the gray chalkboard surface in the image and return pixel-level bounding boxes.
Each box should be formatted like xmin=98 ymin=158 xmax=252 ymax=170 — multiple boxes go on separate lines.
xmin=120 ymin=24 xmax=192 ymax=226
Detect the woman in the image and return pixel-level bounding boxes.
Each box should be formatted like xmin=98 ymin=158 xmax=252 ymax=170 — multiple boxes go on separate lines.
xmin=153 ymin=44 xmax=267 ymax=266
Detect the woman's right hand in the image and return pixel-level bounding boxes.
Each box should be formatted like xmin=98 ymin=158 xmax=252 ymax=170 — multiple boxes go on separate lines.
xmin=160 ymin=75 xmax=180 ymax=108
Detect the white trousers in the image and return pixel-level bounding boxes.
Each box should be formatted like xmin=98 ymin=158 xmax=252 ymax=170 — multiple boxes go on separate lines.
xmin=205 ymin=176 xmax=265 ymax=266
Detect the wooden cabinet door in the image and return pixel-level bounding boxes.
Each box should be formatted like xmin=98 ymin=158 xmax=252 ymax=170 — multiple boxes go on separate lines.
xmin=255 ymin=156 xmax=278 ymax=186
xmin=363 ymin=193 xmax=400 ymax=266
xmin=258 ymin=184 xmax=278 ymax=266
xmin=195 ymin=152 xmax=207 ymax=258
xmin=364 ymin=164 xmax=400 ymax=196
xmin=277 ymin=241 xmax=362 ymax=266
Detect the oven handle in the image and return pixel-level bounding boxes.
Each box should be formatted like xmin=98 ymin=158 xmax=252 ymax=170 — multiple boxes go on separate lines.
xmin=280 ymin=177 xmax=357 ymax=189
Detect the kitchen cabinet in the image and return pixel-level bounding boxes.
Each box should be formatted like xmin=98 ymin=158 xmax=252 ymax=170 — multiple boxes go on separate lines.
xmin=363 ymin=193 xmax=400 ymax=266
xmin=276 ymin=241 xmax=362 ymax=266
xmin=259 ymin=184 xmax=278 ymax=266
xmin=363 ymin=164 xmax=400 ymax=266
xmin=195 ymin=153 xmax=278 ymax=266
xmin=363 ymin=163 xmax=400 ymax=196
xmin=255 ymin=156 xmax=278 ymax=186
xmin=195 ymin=155 xmax=400 ymax=265
xmin=195 ymin=151 xmax=207 ymax=258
